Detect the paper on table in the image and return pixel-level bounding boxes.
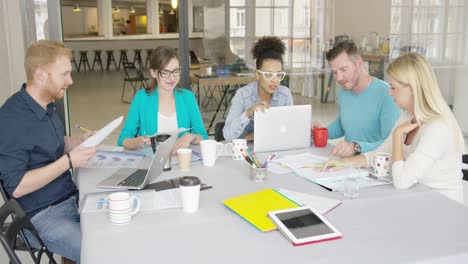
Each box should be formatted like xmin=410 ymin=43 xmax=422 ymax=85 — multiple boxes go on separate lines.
xmin=293 ymin=166 xmax=369 ymax=183
xmin=84 ymin=150 xmax=145 ymax=168
xmin=315 ymin=175 xmax=391 ymax=192
xmin=274 ymin=188 xmax=341 ymax=215
xmin=272 ymin=153 xmax=328 ymax=170
xmin=80 ymin=189 xmax=181 ymax=214
xmin=80 ymin=116 xmax=123 ymax=147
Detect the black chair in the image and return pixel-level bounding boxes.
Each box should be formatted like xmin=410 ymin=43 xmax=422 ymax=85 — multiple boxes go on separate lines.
xmin=0 ymin=199 xmax=57 ymax=264
xmin=77 ymin=51 xmax=91 ymax=72
xmin=463 ymin=154 xmax=468 ymax=181
xmin=106 ymin=50 xmax=117 ymax=71
xmin=133 ymin=49 xmax=144 ymax=70
xmin=214 ymin=122 xmax=225 ymax=142
xmin=70 ymin=51 xmax=79 ymax=72
xmin=117 ymin=50 xmax=129 ymax=71
xmin=121 ymin=62 xmax=149 ymax=103
xmin=91 ymin=50 xmax=103 ymax=72
xmin=145 ymin=49 xmax=153 ymax=69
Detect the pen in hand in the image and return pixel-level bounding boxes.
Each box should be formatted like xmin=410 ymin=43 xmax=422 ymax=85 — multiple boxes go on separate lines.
xmin=75 ymin=124 xmax=91 ymax=133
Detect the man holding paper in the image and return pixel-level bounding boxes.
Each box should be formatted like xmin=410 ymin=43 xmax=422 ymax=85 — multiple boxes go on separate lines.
xmin=0 ymin=40 xmax=96 ymax=263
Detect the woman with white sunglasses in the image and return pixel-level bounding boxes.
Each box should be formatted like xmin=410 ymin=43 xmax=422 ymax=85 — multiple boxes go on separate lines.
xmin=223 ymin=36 xmax=293 ymax=141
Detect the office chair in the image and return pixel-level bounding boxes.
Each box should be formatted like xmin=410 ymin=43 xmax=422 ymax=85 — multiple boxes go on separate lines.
xmin=0 ymin=199 xmax=57 ymax=264
xmin=214 ymin=122 xmax=225 ymax=142
xmin=121 ymin=62 xmax=149 ymax=103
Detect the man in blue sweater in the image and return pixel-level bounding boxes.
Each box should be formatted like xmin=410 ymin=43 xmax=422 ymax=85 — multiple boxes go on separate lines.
xmin=314 ymin=40 xmax=400 ymax=157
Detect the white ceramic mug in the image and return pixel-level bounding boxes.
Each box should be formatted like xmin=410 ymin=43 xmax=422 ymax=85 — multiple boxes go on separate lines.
xmin=108 ymin=192 xmax=140 ymax=225
xmin=200 ymin=140 xmax=224 ymax=166
xmin=371 ymin=152 xmax=392 ymax=177
xmin=225 ymin=139 xmax=247 ymax=160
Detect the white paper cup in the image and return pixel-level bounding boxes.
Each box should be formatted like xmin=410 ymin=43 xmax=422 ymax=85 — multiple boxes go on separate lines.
xmin=177 ymin=148 xmax=192 ymax=171
xmin=180 ymin=176 xmax=201 ymax=213
xmin=205 ymin=66 xmax=212 ymax=76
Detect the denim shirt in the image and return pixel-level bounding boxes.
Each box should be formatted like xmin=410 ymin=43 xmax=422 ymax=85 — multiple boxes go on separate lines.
xmin=0 ymin=84 xmax=77 ymax=217
xmin=223 ymin=81 xmax=293 ymax=140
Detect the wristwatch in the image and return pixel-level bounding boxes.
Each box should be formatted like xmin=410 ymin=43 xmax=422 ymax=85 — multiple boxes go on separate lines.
xmin=353 ymin=142 xmax=361 ymax=155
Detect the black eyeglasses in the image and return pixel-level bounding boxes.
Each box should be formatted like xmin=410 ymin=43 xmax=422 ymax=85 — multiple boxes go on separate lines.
xmin=159 ymin=68 xmax=181 ymax=78
xmin=257 ymin=70 xmax=286 ymax=81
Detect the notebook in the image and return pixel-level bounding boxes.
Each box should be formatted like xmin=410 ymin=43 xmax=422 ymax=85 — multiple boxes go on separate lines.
xmin=97 ymin=135 xmax=176 ymax=190
xmin=223 ymin=188 xmax=300 ymax=232
xmin=254 ymin=105 xmax=311 ymax=152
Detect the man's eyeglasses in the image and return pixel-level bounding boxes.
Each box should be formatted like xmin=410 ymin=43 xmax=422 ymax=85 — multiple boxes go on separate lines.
xmin=257 ymin=70 xmax=286 ymax=81
xmin=159 ymin=68 xmax=181 ymax=78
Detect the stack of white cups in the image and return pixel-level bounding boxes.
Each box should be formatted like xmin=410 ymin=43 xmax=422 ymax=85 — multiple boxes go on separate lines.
xmin=108 ymin=192 xmax=140 ymax=225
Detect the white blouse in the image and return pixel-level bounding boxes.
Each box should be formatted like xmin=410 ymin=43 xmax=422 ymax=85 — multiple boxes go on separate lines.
xmin=364 ymin=111 xmax=464 ymax=203
xmin=157 ymin=112 xmax=178 ymax=133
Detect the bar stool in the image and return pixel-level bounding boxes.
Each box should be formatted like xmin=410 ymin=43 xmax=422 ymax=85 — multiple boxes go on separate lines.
xmin=106 ymin=50 xmax=117 ymax=71
xmin=145 ymin=49 xmax=153 ymax=69
xmin=133 ymin=49 xmax=144 ymax=69
xmin=78 ymin=51 xmax=91 ymax=72
xmin=71 ymin=51 xmax=79 ymax=72
xmin=91 ymin=50 xmax=103 ymax=72
xmin=117 ymin=50 xmax=129 ymax=71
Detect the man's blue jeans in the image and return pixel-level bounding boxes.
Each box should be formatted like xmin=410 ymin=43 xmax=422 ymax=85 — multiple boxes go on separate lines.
xmin=25 ymin=194 xmax=81 ymax=263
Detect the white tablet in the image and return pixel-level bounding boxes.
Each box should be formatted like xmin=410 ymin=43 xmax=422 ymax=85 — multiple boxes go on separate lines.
xmin=268 ymin=207 xmax=342 ymax=246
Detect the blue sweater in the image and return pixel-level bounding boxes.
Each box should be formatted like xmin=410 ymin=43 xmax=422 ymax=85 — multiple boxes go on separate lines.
xmin=118 ymin=88 xmax=208 ymax=146
xmin=327 ymin=78 xmax=401 ymax=153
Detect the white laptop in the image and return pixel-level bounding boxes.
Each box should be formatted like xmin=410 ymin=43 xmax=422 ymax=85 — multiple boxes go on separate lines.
xmin=97 ymin=135 xmax=177 ymax=190
xmin=254 ymin=105 xmax=311 ymax=152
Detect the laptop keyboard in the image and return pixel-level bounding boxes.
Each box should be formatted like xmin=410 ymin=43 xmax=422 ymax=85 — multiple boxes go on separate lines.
xmin=118 ymin=170 xmax=147 ymax=187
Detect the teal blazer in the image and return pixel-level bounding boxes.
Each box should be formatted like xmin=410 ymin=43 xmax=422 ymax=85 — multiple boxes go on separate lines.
xmin=117 ymin=88 xmax=208 ymax=146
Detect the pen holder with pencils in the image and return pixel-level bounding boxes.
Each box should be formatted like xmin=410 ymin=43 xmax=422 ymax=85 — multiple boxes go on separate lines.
xmin=249 ymin=167 xmax=268 ymax=182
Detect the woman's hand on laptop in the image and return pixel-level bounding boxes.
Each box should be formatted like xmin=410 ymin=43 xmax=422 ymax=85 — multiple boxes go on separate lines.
xmin=246 ymin=103 xmax=270 ymax=119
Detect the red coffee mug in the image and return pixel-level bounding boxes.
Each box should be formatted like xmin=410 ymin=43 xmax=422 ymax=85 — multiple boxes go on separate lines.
xmin=313 ymin=127 xmax=328 ymax=148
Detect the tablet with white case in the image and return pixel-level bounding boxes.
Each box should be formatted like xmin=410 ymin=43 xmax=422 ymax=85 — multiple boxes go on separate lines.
xmin=268 ymin=207 xmax=342 ymax=246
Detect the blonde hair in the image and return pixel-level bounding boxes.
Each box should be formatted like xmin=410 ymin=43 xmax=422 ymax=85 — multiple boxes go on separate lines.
xmin=387 ymin=53 xmax=464 ymax=152
xmin=25 ymin=40 xmax=72 ymax=82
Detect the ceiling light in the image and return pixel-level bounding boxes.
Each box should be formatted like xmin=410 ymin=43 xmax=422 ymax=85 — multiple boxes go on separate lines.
xmin=130 ymin=7 xmax=136 ymax=14
xmin=114 ymin=6 xmax=120 ymax=13
xmin=171 ymin=0 xmax=178 ymax=9
xmin=73 ymin=3 xmax=81 ymax=12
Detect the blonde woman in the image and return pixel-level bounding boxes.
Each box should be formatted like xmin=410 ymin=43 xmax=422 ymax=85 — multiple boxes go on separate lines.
xmin=324 ymin=53 xmax=465 ymax=203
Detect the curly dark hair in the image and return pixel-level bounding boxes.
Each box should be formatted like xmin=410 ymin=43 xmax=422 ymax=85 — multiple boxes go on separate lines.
xmin=251 ymin=36 xmax=286 ymax=69
xmin=325 ymin=40 xmax=360 ymax=62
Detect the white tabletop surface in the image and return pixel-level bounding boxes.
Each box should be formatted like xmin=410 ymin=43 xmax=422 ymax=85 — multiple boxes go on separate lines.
xmin=77 ymin=146 xmax=468 ymax=264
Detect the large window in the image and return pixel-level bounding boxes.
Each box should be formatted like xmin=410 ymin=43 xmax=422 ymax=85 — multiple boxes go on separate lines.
xmin=390 ymin=0 xmax=466 ymax=65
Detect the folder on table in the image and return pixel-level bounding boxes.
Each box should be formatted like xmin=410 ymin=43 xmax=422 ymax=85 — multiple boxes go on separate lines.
xmin=223 ymin=188 xmax=300 ymax=232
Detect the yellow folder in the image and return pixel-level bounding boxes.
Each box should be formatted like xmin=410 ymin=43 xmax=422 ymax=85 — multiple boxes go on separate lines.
xmin=223 ymin=188 xmax=300 ymax=232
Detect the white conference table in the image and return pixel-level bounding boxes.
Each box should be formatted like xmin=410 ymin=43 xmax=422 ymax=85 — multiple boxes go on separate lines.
xmin=77 ymin=147 xmax=468 ymax=264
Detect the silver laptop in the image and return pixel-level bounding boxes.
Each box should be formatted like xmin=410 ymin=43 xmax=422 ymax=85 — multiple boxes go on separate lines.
xmin=97 ymin=135 xmax=177 ymax=190
xmin=254 ymin=105 xmax=311 ymax=152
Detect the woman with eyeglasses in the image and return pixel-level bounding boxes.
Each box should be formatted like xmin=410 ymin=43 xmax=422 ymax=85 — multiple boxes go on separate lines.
xmin=223 ymin=36 xmax=293 ymax=141
xmin=118 ymin=46 xmax=208 ymax=151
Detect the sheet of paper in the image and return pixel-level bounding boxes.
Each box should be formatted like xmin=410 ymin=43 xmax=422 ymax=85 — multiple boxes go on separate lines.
xmin=272 ymin=153 xmax=328 ymax=170
xmin=80 ymin=116 xmax=123 ymax=147
xmin=267 ymin=162 xmax=292 ymax=174
xmin=84 ymin=150 xmax=145 ymax=168
xmin=98 ymin=145 xmax=124 ymax=152
xmin=316 ymin=175 xmax=392 ymax=192
xmin=80 ymin=189 xmax=182 ymax=214
xmin=293 ymin=166 xmax=369 ymax=182
xmin=275 ymin=188 xmax=342 ymax=215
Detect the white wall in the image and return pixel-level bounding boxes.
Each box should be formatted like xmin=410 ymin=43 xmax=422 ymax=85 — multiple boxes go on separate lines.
xmin=0 ymin=1 xmax=26 ymax=105
xmin=62 ymin=6 xmax=98 ymax=36
xmin=334 ymin=0 xmax=391 ymax=43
